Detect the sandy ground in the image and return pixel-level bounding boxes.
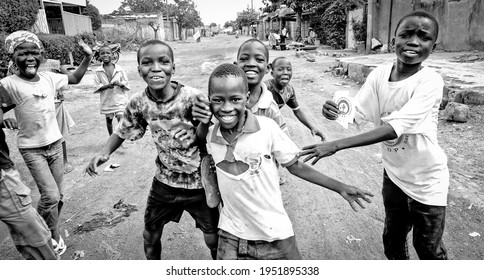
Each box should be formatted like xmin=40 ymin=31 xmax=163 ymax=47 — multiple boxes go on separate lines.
xmin=1 ymin=34 xmax=483 ymax=260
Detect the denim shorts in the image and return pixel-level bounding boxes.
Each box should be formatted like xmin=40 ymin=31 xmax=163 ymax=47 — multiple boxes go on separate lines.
xmin=0 ymin=168 xmax=51 ymax=247
xmin=144 ymin=178 xmax=219 ymax=234
xmin=217 ymin=229 xmax=302 ymax=260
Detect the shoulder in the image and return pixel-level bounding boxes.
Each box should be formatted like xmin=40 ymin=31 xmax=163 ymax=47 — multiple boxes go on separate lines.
xmin=419 ymin=66 xmax=444 ymax=83
xmin=177 ymin=83 xmax=202 ymax=99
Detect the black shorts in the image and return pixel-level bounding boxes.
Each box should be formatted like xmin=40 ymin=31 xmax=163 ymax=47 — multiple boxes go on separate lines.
xmin=144 ymin=178 xmax=219 ymax=234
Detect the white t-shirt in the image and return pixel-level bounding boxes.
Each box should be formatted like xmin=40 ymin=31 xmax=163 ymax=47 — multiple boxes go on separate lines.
xmin=354 ymin=64 xmax=449 ymax=206
xmin=206 ymin=111 xmax=299 ymax=241
xmin=0 ymin=72 xmax=68 ymax=148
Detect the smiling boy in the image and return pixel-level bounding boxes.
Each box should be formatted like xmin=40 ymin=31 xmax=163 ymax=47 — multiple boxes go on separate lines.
xmin=85 ymin=40 xmax=219 ymax=260
xmin=301 ymin=11 xmax=449 ymax=260
xmin=264 ymin=57 xmax=325 ymax=140
xmin=195 ymin=63 xmax=373 ymax=260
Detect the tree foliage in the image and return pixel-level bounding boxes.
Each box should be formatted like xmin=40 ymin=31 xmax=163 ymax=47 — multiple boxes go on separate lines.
xmin=236 ymin=8 xmax=259 ymax=29
xmin=115 ymin=0 xmax=165 ymax=14
xmin=169 ymin=0 xmax=203 ymax=39
xmin=83 ymin=0 xmax=103 ymax=31
xmin=0 ymin=0 xmax=39 ymax=34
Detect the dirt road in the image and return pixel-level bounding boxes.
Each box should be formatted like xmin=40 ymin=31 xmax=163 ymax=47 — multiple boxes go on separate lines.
xmin=1 ymin=34 xmax=483 ymax=260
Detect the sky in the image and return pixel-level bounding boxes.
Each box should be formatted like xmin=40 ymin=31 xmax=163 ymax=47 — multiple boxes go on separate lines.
xmin=88 ymin=0 xmax=265 ymax=26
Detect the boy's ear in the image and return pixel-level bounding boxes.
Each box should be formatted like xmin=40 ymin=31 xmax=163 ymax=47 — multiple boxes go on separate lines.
xmin=432 ymin=42 xmax=437 ymax=52
xmin=391 ymin=38 xmax=395 ymax=48
xmin=172 ymin=63 xmax=176 ymax=74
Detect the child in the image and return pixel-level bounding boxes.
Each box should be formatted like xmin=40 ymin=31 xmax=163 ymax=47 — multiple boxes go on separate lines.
xmin=236 ymin=38 xmax=287 ymax=133
xmin=193 ymin=63 xmax=373 ymax=260
xmin=84 ymin=39 xmax=219 ymax=260
xmin=0 ymin=30 xmax=93 ymax=255
xmin=0 ymin=103 xmax=58 ymax=260
xmin=264 ymin=56 xmax=325 ymax=141
xmin=93 ymin=45 xmax=130 ymax=136
xmin=300 ymin=11 xmax=448 ymax=260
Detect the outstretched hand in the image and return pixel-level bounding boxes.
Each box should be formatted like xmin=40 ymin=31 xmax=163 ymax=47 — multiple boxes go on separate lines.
xmin=192 ymin=94 xmax=211 ymax=124
xmin=78 ymin=39 xmax=93 ymax=57
xmin=339 ymin=185 xmax=374 ymax=212
xmin=299 ymin=142 xmax=338 ymax=165
xmin=311 ymin=129 xmax=326 ymax=142
xmin=84 ymin=154 xmax=109 ymax=177
xmin=322 ymin=100 xmax=339 ymax=120
xmin=2 ymin=118 xmax=18 ymax=130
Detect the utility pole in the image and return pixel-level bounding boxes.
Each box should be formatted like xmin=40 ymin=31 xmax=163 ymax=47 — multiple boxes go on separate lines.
xmin=366 ymin=0 xmax=373 ymax=54
xmin=251 ymin=0 xmax=253 ymax=10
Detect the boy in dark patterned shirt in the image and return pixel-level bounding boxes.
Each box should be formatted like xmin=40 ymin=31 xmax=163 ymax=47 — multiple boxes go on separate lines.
xmin=85 ymin=40 xmax=219 ymax=260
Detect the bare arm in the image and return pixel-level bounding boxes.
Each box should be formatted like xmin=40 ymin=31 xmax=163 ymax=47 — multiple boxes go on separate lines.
xmin=300 ymin=123 xmax=397 ymax=165
xmin=293 ymin=108 xmax=325 ymax=141
xmin=84 ymin=133 xmax=125 ymax=176
xmin=67 ymin=39 xmax=93 ymax=84
xmin=286 ymin=160 xmax=373 ymax=211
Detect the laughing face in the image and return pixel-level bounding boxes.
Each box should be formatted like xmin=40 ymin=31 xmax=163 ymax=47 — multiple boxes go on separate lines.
xmin=393 ymin=16 xmax=437 ymax=66
xmin=236 ymin=41 xmax=269 ymax=87
xmin=99 ymin=46 xmax=113 ymax=64
xmin=271 ymin=58 xmax=292 ymax=88
xmin=138 ymin=44 xmax=175 ymax=95
xmin=12 ymin=42 xmax=43 ymax=80
xmin=209 ymin=76 xmax=248 ymax=131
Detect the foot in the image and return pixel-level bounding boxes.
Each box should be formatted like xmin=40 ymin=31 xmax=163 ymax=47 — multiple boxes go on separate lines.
xmin=52 ymin=236 xmax=67 ymax=256
xmin=200 ymin=155 xmax=221 ymax=208
xmin=64 ymin=163 xmax=73 ymax=174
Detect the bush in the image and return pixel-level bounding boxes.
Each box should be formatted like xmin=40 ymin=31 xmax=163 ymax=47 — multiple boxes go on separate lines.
xmin=0 ymin=35 xmax=9 ymax=78
xmin=0 ymin=0 xmax=39 ymax=34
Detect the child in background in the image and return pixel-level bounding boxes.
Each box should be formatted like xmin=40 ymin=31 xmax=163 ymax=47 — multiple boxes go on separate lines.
xmin=301 ymin=11 xmax=448 ymax=260
xmin=236 ymin=38 xmax=287 ymax=132
xmin=0 ymin=30 xmax=93 ymax=255
xmin=265 ymin=56 xmax=325 ymax=141
xmin=84 ymin=39 xmax=219 ymax=260
xmin=93 ymin=45 xmax=129 ymax=136
xmin=193 ymin=63 xmax=373 ymax=260
xmin=0 ymin=102 xmax=58 ymax=260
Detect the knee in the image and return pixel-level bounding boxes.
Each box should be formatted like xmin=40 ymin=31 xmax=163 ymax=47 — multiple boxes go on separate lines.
xmin=40 ymin=191 xmax=61 ymax=207
xmin=143 ymin=228 xmax=162 ymax=243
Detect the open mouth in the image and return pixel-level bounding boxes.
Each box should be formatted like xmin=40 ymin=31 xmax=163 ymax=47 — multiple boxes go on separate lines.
xmin=245 ymin=70 xmax=258 ymax=78
xmin=403 ymin=50 xmax=419 ymax=57
xmin=150 ymin=76 xmax=164 ymax=81
xmin=26 ymin=65 xmax=37 ymax=75
xmin=219 ymin=115 xmax=236 ymax=123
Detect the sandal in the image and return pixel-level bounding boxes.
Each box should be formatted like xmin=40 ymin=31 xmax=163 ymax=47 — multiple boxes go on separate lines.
xmin=52 ymin=236 xmax=67 ymax=256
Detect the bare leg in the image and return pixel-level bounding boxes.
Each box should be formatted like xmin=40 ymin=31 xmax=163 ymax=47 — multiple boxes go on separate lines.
xmin=143 ymin=226 xmax=163 ymax=260
xmin=106 ymin=116 xmax=114 ymax=135
xmin=203 ymin=232 xmax=218 ymax=260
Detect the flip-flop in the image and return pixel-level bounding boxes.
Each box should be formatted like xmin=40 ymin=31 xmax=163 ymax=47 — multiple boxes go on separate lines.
xmin=200 ymin=155 xmax=221 ymax=208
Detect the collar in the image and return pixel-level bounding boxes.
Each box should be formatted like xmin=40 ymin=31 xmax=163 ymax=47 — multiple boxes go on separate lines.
xmin=210 ymin=110 xmax=260 ymax=145
xmin=95 ymin=63 xmax=121 ymax=73
xmin=253 ymin=82 xmax=274 ymax=109
xmin=144 ymin=81 xmax=183 ymax=104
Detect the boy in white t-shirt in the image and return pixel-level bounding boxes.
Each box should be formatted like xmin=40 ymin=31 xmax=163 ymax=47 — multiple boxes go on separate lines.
xmin=301 ymin=11 xmax=448 ymax=260
xmin=192 ymin=63 xmax=373 ymax=260
xmin=0 ymin=31 xmax=92 ymax=256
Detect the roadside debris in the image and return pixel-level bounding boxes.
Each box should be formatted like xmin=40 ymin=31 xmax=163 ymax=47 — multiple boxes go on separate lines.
xmin=74 ymin=199 xmax=138 ymax=234
xmin=469 ymin=232 xmax=481 ymax=238
xmin=104 ymin=163 xmax=121 ymax=172
xmin=345 ymin=235 xmax=362 ymax=244
xmin=73 ymin=250 xmax=85 ymax=260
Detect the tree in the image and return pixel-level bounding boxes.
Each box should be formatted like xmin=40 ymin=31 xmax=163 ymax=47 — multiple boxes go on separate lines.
xmin=83 ymin=0 xmax=103 ymax=30
xmin=209 ymin=23 xmax=218 ymax=28
xmin=168 ymin=0 xmax=203 ymax=40
xmin=116 ymin=0 xmax=165 ymax=14
xmin=235 ymin=8 xmax=259 ymax=31
xmin=0 ymin=0 xmax=39 ymax=34
xmin=148 ymin=21 xmax=161 ymax=39
xmin=224 ymin=20 xmax=237 ymax=29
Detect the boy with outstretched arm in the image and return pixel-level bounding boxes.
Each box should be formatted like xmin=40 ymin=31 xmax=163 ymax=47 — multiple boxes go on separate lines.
xmin=300 ymin=11 xmax=449 ymax=260
xmin=93 ymin=45 xmax=130 ymax=136
xmin=0 ymin=31 xmax=93 ymax=255
xmin=192 ymin=63 xmax=373 ymax=260
xmin=264 ymin=56 xmax=325 ymax=140
xmin=84 ymin=39 xmax=219 ymax=260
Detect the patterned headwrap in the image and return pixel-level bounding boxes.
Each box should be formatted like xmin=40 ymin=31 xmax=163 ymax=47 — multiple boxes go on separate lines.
xmin=4 ymin=30 xmax=43 ymax=55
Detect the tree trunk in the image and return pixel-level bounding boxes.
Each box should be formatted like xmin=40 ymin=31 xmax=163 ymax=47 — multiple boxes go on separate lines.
xmin=295 ymin=12 xmax=302 ymax=42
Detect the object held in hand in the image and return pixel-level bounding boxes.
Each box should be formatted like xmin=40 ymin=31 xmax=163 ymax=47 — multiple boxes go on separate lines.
xmin=201 ymin=155 xmax=221 ymax=208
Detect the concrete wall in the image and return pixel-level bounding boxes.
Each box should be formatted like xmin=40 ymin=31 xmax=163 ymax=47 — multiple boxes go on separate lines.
xmin=102 ymin=14 xmax=174 ymax=42
xmin=369 ymin=0 xmax=484 ymax=51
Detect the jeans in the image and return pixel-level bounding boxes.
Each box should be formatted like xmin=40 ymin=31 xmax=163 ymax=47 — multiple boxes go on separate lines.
xmin=19 ymin=139 xmax=64 ymax=235
xmin=217 ymin=229 xmax=302 ymax=260
xmin=382 ymin=170 xmax=447 ymax=260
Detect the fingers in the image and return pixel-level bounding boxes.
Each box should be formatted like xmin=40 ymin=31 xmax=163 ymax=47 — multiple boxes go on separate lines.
xmin=322 ymin=101 xmax=340 ymax=120
xmin=348 ymin=201 xmax=359 ymax=212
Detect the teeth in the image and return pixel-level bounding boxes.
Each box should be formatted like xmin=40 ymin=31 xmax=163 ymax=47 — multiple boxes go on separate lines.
xmin=221 ymin=116 xmax=235 ymax=121
xmin=26 ymin=66 xmax=36 ymax=75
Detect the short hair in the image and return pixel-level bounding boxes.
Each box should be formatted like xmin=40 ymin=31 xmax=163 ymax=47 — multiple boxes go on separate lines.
xmin=394 ymin=10 xmax=439 ymax=40
xmin=236 ymin=38 xmax=269 ymax=62
xmin=99 ymin=45 xmax=112 ymax=53
xmin=271 ymin=56 xmax=290 ymax=67
xmin=137 ymin=39 xmax=174 ymax=64
xmin=208 ymin=63 xmax=248 ymax=95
